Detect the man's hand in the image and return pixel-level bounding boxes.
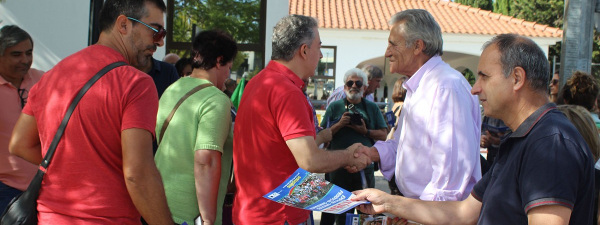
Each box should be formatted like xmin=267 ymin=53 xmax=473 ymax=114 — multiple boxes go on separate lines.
xmin=352 ymin=188 xmax=391 ymax=215
xmin=347 ymin=118 xmax=368 ymax=135
xmin=480 ymin=131 xmax=502 ymax=148
xmin=345 ymin=143 xmax=371 ymax=173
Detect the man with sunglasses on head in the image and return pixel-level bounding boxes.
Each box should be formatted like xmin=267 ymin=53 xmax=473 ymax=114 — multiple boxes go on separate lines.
xmin=0 ymin=25 xmax=43 ymax=213
xmin=319 ymin=68 xmax=388 ymax=225
xmin=9 ymin=0 xmax=173 ymax=224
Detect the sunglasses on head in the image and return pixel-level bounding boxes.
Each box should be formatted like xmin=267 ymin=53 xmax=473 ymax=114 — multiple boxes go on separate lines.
xmin=551 ymin=79 xmax=559 ymax=85
xmin=127 ymin=17 xmax=167 ymax=42
xmin=346 ymin=80 xmax=363 ymax=88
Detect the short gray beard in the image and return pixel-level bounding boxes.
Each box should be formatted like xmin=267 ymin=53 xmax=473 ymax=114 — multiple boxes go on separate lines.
xmin=345 ymin=89 xmax=363 ymax=101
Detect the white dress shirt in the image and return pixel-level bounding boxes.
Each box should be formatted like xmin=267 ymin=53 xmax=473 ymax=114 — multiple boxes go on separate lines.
xmin=374 ymin=56 xmax=482 ymax=201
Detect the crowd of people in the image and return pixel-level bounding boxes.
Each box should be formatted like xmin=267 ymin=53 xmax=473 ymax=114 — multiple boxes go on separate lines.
xmin=0 ymin=0 xmax=598 ymax=225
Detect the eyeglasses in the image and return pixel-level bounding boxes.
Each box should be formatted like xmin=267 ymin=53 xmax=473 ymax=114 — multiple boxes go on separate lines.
xmin=346 ymin=80 xmax=363 ymax=88
xmin=551 ymin=79 xmax=559 ymax=85
xmin=17 ymin=88 xmax=28 ymax=108
xmin=127 ymin=17 xmax=166 ymax=42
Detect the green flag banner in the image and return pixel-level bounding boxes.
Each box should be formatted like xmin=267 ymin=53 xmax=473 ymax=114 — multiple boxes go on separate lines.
xmin=231 ymin=77 xmax=246 ymax=109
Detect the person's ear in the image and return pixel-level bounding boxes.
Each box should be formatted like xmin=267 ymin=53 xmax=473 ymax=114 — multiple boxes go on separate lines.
xmin=299 ymin=44 xmax=309 ymax=59
xmin=115 ymin=15 xmax=130 ymax=35
xmin=512 ymin=66 xmax=526 ymax=91
xmin=215 ymin=56 xmax=223 ymax=69
xmin=413 ymin=39 xmax=424 ymax=55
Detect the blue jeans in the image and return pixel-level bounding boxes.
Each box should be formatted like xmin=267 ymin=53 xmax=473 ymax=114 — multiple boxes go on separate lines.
xmin=0 ymin=181 xmax=22 ymax=213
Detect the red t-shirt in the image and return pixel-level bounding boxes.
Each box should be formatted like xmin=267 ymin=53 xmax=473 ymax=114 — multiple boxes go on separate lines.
xmin=233 ymin=61 xmax=315 ymax=225
xmin=23 ymin=45 xmax=158 ymax=225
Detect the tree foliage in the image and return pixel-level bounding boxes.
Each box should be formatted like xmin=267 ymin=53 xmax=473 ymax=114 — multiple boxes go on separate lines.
xmin=492 ymin=0 xmax=599 ymax=79
xmin=456 ymin=0 xmax=493 ymax=11
xmin=172 ymin=0 xmax=261 ymax=71
xmin=173 ymin=0 xmax=260 ymax=44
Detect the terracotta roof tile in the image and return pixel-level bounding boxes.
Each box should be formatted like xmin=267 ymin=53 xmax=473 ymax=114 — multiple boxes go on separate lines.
xmin=289 ymin=0 xmax=563 ymax=38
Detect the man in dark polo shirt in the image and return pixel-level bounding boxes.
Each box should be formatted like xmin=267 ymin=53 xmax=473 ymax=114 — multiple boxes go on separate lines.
xmin=352 ymin=34 xmax=595 ymax=225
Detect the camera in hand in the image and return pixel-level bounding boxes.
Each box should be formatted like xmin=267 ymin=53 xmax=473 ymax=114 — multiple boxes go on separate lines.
xmin=347 ymin=104 xmax=364 ymax=125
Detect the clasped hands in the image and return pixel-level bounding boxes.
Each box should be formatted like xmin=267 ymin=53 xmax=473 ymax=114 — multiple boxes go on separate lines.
xmin=345 ymin=143 xmax=373 ymax=173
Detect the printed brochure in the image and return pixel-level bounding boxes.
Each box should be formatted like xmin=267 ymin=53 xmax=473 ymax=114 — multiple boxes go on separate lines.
xmin=263 ymin=168 xmax=369 ymax=214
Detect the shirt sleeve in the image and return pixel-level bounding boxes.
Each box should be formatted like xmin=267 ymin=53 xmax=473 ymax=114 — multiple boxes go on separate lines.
xmin=373 ymin=128 xmax=401 ymax=181
xmin=195 ymin=93 xmax=232 ymax=152
xmin=274 ymin=91 xmax=315 ymax=141
xmin=122 ymin=75 xmax=159 ymax=137
xmin=520 ymin=134 xmax=586 ymax=212
xmin=420 ymin=86 xmax=481 ymax=201
xmin=326 ymin=86 xmax=345 ymax=109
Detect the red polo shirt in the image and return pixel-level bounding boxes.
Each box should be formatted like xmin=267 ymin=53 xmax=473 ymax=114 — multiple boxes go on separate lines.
xmin=233 ymin=61 xmax=315 ymax=225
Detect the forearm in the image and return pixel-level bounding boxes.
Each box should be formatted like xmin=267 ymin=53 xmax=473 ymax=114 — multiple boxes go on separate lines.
xmin=124 ymin=165 xmax=173 ymax=225
xmin=383 ymin=196 xmax=477 ymax=225
xmin=122 ymin=128 xmax=172 ymax=224
xmin=302 ymin=148 xmax=354 ymax=173
xmin=9 ymin=144 xmax=42 ymax=165
xmin=366 ymin=128 xmax=388 ymax=141
xmin=194 ymin=152 xmax=221 ymax=225
xmin=9 ymin=113 xmax=43 ymax=165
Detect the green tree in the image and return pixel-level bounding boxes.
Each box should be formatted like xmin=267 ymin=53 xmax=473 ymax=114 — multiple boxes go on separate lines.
xmin=173 ymin=0 xmax=260 ymax=44
xmin=456 ymin=0 xmax=493 ymax=11
xmin=493 ymin=0 xmax=513 ymax=16
xmin=172 ymin=0 xmax=261 ymax=71
xmin=492 ymin=0 xmax=600 ymax=79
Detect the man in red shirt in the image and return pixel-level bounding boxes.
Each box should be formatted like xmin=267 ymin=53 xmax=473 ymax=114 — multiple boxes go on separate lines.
xmin=233 ymin=15 xmax=371 ymax=225
xmin=9 ymin=0 xmax=172 ymax=224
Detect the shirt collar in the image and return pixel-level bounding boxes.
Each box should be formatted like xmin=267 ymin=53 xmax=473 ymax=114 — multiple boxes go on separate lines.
xmin=403 ymin=55 xmax=442 ymax=93
xmin=509 ymin=103 xmax=557 ymax=138
xmin=150 ymin=58 xmax=161 ymax=73
xmin=268 ymin=60 xmax=305 ymax=89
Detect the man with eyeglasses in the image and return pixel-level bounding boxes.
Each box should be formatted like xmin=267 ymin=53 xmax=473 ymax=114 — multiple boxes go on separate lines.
xmin=9 ymin=0 xmax=173 ymax=224
xmin=0 ymin=25 xmax=43 ymax=213
xmin=319 ymin=68 xmax=388 ymax=225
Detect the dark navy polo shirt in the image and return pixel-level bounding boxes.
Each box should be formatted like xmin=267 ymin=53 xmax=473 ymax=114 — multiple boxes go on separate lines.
xmin=472 ymin=103 xmax=595 ymax=225
xmin=147 ymin=58 xmax=179 ymax=98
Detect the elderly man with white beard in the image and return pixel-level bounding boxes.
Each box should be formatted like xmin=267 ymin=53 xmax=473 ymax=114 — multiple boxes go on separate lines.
xmin=319 ymin=68 xmax=388 ymax=225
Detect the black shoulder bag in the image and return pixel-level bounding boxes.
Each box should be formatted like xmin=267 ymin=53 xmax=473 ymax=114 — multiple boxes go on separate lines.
xmin=0 ymin=62 xmax=127 ymax=225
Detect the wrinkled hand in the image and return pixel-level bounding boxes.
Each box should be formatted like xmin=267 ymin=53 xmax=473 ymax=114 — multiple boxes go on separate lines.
xmin=352 ymin=189 xmax=390 ymax=215
xmin=345 ymin=143 xmax=371 ymax=173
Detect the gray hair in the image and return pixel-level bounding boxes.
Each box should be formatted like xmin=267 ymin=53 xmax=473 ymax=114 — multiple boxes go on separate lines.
xmin=389 ymin=9 xmax=443 ymax=57
xmin=482 ymin=33 xmax=550 ymax=92
xmin=361 ymin=64 xmax=383 ymax=80
xmin=0 ymin=25 xmax=32 ymax=56
xmin=271 ymin=15 xmax=318 ymax=61
xmin=344 ymin=68 xmax=369 ymax=87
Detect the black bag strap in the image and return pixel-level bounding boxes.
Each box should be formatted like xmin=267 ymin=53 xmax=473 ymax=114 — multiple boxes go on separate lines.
xmin=158 ymin=83 xmax=213 ymax=143
xmin=40 ymin=61 xmax=127 ymax=169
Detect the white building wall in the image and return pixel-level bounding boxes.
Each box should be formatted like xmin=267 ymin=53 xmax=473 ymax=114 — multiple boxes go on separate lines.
xmin=264 ymin=0 xmax=290 ymax=66
xmin=0 ymin=0 xmax=169 ymax=72
xmin=319 ymin=28 xmax=389 ymax=88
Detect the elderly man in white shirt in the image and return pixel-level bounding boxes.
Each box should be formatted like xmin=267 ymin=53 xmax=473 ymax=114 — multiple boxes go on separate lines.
xmin=356 ymin=9 xmax=481 ymax=201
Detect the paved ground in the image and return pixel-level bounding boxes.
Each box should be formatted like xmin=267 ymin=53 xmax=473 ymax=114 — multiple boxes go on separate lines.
xmin=312 ymin=170 xmax=391 ymax=225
